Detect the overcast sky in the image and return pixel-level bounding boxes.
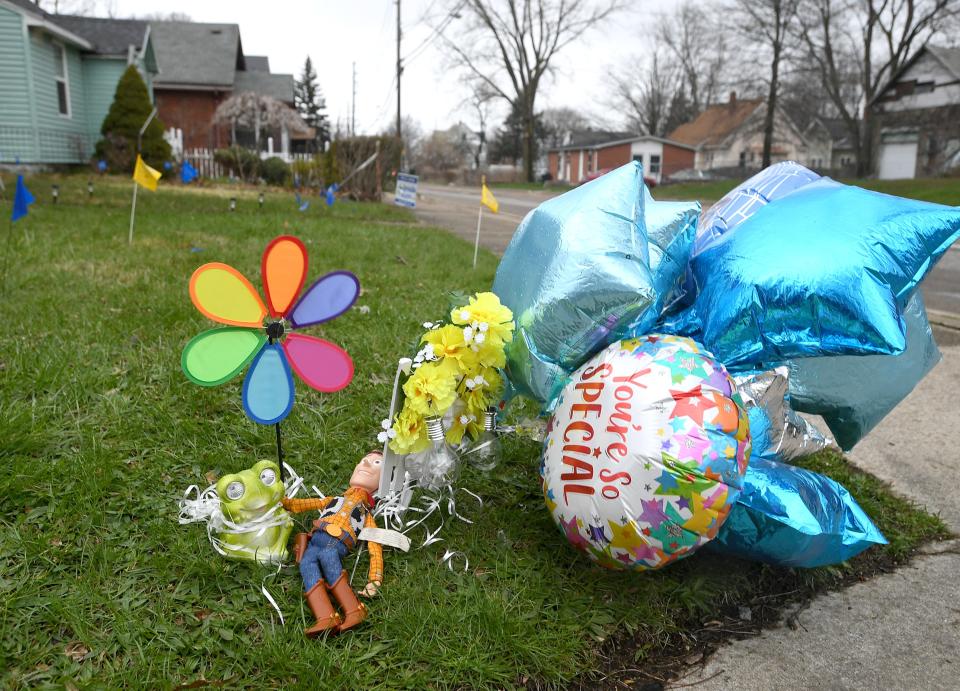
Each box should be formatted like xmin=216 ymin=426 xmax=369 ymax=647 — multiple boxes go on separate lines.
xmin=64 ymin=0 xmax=670 ymax=135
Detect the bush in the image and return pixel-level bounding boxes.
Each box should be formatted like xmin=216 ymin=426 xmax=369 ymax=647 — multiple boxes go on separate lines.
xmin=330 ymin=136 xmax=402 ymax=199
xmin=97 ymin=65 xmax=170 ymax=171
xmin=258 ymin=157 xmax=290 ymax=186
xmin=214 ymin=147 xmax=259 ymax=181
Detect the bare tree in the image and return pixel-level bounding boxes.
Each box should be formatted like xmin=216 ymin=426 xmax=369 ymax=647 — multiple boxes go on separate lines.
xmin=610 ymin=53 xmax=685 ymax=136
xmin=462 ymin=84 xmax=498 ymax=169
xmin=660 ymin=1 xmax=731 ymax=113
xmin=726 ymin=0 xmax=802 ymax=168
xmin=540 ymin=106 xmax=589 ymax=148
xmin=800 ymin=0 xmax=957 ymax=176
xmin=213 ymin=92 xmax=309 ymax=151
xmin=438 ymin=0 xmax=622 ymax=182
xmin=138 ymin=11 xmax=193 ymax=21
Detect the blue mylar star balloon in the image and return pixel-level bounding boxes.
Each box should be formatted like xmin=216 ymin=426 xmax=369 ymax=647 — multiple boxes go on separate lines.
xmin=672 ymin=178 xmax=960 ymax=367
xmin=788 ymin=291 xmax=941 ymax=450
xmin=493 ymin=162 xmax=698 ymax=404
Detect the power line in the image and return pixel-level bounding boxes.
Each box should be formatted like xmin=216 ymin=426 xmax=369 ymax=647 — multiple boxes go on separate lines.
xmin=402 ymin=0 xmax=467 ymax=65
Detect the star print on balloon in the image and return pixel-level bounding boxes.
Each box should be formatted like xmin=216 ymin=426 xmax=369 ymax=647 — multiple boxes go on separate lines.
xmin=540 ymin=335 xmax=751 ymax=571
xmin=181 ymin=235 xmax=359 ymax=425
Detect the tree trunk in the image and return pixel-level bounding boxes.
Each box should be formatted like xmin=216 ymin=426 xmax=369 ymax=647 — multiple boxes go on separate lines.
xmin=762 ymin=42 xmax=781 ymax=169
xmin=858 ymin=108 xmax=874 ymax=177
xmin=522 ymin=111 xmax=535 ymax=182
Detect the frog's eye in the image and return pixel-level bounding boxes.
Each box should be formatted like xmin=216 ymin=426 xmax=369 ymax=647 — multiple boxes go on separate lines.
xmin=225 ymin=481 xmax=245 ymax=501
xmin=259 ymin=468 xmax=277 ymax=486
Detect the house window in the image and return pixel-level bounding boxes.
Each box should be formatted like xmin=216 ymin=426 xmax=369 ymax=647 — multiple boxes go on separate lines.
xmin=649 ymin=154 xmax=661 ymax=174
xmin=53 ymin=43 xmax=70 ymax=117
xmin=632 ymin=154 xmax=643 ymax=167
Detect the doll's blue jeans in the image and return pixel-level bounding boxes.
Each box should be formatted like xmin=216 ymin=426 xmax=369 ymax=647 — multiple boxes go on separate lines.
xmin=300 ymin=531 xmax=349 ymax=590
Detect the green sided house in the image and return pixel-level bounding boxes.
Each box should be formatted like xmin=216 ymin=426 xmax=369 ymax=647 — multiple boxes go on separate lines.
xmin=0 ymin=0 xmax=157 ymax=165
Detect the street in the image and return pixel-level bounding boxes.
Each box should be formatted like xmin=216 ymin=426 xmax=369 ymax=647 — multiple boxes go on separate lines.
xmin=411 ymin=182 xmax=960 ymax=323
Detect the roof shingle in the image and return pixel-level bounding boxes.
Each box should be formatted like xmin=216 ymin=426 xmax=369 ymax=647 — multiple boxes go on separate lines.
xmin=53 ymin=15 xmax=148 ymax=56
xmin=669 ymin=98 xmax=763 ymax=147
xmin=150 ymin=21 xmax=241 ymax=88
xmin=233 ymin=70 xmax=294 ymax=103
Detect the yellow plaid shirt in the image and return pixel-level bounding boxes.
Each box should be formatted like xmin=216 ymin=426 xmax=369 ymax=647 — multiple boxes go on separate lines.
xmin=282 ymin=487 xmax=383 ymax=584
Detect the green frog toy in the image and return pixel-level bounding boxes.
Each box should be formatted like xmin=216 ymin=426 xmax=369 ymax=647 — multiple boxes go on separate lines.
xmin=214 ymin=460 xmax=293 ymax=564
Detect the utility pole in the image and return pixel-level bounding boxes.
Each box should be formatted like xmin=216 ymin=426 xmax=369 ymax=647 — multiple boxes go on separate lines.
xmin=351 ymin=61 xmax=356 ymax=136
xmin=396 ymin=0 xmax=402 ymax=143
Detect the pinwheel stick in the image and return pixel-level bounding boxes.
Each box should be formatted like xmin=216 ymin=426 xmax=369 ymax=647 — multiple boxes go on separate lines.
xmin=275 ymin=421 xmax=285 ymax=482
xmin=266 ymin=328 xmax=287 ymax=482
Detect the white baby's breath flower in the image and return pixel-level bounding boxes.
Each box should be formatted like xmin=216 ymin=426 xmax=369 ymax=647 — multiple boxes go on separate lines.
xmin=459 ymin=310 xmax=471 ymax=321
xmin=463 ymin=326 xmax=474 ymax=343
xmin=464 ymin=377 xmax=477 ymax=390
xmin=381 ymin=418 xmax=391 ymax=430
xmin=377 ymin=431 xmax=388 ymax=443
xmin=478 ymin=322 xmax=488 ymax=333
xmin=474 ymin=332 xmax=486 ymax=344
xmin=459 ymin=415 xmax=469 ymax=425
xmin=423 ymin=321 xmax=434 ymax=328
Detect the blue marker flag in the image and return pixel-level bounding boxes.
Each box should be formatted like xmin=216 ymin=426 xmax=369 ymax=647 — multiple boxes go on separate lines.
xmin=295 ymin=192 xmax=309 ymax=212
xmin=11 ymin=175 xmax=35 ymax=222
xmin=326 ymin=183 xmax=338 ymax=207
xmin=181 ymin=160 xmax=198 ymax=184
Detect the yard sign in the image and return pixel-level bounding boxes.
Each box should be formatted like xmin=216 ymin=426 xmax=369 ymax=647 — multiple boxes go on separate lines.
xmin=394 ymin=173 xmax=418 ymax=208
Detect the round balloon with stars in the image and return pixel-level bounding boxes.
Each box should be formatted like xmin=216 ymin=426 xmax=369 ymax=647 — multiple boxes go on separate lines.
xmin=540 ymin=335 xmax=751 ymax=571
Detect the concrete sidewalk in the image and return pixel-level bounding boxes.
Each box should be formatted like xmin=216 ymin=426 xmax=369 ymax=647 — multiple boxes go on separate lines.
xmin=680 ymin=331 xmax=960 ymax=690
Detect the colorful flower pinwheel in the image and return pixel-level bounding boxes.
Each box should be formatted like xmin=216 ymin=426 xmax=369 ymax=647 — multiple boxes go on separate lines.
xmin=181 ymin=235 xmax=359 ymax=425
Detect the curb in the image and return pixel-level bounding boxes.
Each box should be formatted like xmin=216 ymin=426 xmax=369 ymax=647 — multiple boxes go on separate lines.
xmin=928 ymin=309 xmax=960 ymax=331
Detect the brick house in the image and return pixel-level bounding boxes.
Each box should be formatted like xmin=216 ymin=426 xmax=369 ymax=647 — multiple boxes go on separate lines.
xmin=668 ymin=92 xmax=826 ymax=173
xmin=150 ymin=21 xmax=295 ymax=152
xmin=546 ymin=131 xmax=695 ymax=185
xmin=871 ymin=45 xmax=960 ymax=179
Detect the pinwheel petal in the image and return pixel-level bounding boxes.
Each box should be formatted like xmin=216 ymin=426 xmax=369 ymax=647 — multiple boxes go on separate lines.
xmin=283 ymin=333 xmax=355 ymax=392
xmin=288 ymin=271 xmax=359 ymax=328
xmin=190 ymin=262 xmax=268 ymax=327
xmin=242 ymin=343 xmax=294 ymax=425
xmin=181 ymin=327 xmax=266 ymax=387
xmin=262 ymin=235 xmax=308 ymax=318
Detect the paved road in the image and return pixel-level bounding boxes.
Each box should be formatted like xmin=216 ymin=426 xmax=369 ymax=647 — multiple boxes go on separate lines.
xmin=411 ymin=183 xmax=960 ymax=320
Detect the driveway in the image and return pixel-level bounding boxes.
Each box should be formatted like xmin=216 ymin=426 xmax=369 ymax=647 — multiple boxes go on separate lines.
xmin=408 ymin=182 xmax=960 ymax=322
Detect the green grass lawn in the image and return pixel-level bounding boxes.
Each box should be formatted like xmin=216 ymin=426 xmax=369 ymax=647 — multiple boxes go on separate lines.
xmin=0 ymin=176 xmax=950 ymax=689
xmin=656 ymin=175 xmax=960 ymax=206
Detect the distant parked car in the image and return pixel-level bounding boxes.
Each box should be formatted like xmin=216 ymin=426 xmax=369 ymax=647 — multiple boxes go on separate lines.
xmin=581 ymin=167 xmax=657 ymax=188
xmin=668 ymin=168 xmax=721 ymax=182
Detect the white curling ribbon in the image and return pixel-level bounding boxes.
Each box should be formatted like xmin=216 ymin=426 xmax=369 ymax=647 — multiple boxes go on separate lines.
xmin=178 ymin=462 xmax=306 ymax=562
xmin=358 ymin=527 xmax=412 ymax=552
xmin=441 ymin=549 xmax=469 ymax=573
xmin=178 ymin=463 xmax=315 ymax=625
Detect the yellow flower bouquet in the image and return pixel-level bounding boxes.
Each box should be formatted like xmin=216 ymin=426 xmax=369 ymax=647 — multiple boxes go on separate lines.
xmin=378 ymin=292 xmax=515 ymax=457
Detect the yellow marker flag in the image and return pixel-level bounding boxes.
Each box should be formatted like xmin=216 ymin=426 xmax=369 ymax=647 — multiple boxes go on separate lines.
xmin=481 ymin=181 xmax=499 ymax=213
xmin=132 ymin=154 xmax=161 ymax=191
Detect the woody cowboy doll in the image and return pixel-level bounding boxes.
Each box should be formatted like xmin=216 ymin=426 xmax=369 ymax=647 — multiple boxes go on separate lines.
xmin=281 ymin=451 xmax=384 ymax=636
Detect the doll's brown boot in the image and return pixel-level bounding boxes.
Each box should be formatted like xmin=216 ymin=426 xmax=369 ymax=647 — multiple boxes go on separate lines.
xmin=304 ymin=581 xmax=341 ymax=637
xmin=329 ymin=571 xmax=367 ymax=632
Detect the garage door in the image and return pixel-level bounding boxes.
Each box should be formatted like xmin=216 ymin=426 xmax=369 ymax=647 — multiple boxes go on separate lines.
xmin=878 ymin=141 xmax=918 ymax=180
